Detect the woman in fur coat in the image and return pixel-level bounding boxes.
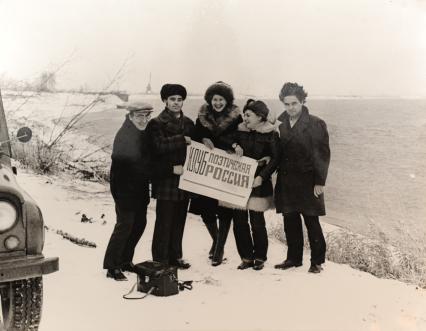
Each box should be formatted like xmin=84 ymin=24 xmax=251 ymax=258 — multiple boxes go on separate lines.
xmin=190 ymin=81 xmax=243 ymax=266
xmin=225 ymin=99 xmax=280 ymax=271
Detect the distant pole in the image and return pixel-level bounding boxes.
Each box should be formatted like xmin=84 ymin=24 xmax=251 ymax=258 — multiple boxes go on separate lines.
xmin=146 ymin=72 xmax=152 ymax=94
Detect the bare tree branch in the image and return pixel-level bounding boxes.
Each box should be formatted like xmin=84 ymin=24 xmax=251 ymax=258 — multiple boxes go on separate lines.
xmin=6 ymin=51 xmax=76 ymax=116
xmin=47 ymin=56 xmax=131 ymax=149
xmin=77 ymin=143 xmax=112 ymax=161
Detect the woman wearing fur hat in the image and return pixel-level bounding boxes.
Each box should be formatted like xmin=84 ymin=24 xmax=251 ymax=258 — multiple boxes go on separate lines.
xmin=226 ymin=99 xmax=280 ymax=270
xmin=274 ymin=82 xmax=330 ymax=273
xmin=190 ymin=81 xmax=243 ymax=266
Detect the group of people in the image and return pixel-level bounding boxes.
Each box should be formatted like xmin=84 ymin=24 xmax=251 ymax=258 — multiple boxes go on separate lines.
xmin=103 ymin=81 xmax=330 ymax=281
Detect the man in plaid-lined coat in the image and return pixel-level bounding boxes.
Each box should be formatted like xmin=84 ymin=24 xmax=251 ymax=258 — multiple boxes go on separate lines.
xmin=146 ymin=84 xmax=195 ymax=269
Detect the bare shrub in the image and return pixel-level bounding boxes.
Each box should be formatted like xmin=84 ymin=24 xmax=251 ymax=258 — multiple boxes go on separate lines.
xmin=36 ymin=71 xmax=56 ymax=92
xmin=266 ymin=210 xmax=426 ymax=288
xmin=326 ymin=230 xmax=393 ymax=277
xmin=9 ymin=58 xmax=129 ymax=177
xmin=12 ymin=137 xmax=70 ymax=174
xmin=326 ymin=229 xmax=426 ymax=288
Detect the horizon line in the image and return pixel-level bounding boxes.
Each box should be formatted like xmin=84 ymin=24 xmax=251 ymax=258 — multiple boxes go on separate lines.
xmin=2 ymin=88 xmax=425 ymax=99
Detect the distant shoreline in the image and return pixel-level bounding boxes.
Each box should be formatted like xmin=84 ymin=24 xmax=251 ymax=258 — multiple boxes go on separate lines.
xmin=129 ymin=92 xmax=426 ymax=100
xmin=2 ymin=89 xmax=425 ymax=101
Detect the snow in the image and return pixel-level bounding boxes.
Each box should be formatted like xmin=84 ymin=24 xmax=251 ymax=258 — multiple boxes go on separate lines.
xmin=16 ymin=170 xmax=426 ymax=331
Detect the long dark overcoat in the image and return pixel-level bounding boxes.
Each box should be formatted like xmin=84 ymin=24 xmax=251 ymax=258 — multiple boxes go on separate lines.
xmin=275 ymin=106 xmax=330 ymax=216
xmin=110 ymin=115 xmax=150 ymax=208
xmin=146 ymin=108 xmax=195 ymax=201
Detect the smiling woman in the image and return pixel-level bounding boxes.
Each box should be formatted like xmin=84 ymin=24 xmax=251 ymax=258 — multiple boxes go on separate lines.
xmin=188 ymin=81 xmax=243 ymax=266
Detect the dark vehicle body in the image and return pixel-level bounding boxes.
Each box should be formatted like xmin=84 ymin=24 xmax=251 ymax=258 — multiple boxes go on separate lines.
xmin=0 ymin=90 xmax=59 ymax=331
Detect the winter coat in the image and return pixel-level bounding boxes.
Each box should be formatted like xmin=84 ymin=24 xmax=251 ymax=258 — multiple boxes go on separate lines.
xmin=110 ymin=115 xmax=150 ymax=208
xmin=274 ymin=106 xmax=330 ymax=216
xmin=146 ymin=108 xmax=195 ymax=201
xmin=189 ymin=104 xmax=242 ymax=215
xmin=220 ymin=120 xmax=280 ymax=212
xmin=193 ymin=104 xmax=243 ymax=149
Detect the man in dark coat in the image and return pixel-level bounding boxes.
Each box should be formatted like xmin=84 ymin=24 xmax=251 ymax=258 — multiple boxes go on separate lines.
xmin=146 ymin=84 xmax=195 ymax=269
xmin=274 ymin=82 xmax=330 ymax=273
xmin=103 ymin=102 xmax=154 ymax=281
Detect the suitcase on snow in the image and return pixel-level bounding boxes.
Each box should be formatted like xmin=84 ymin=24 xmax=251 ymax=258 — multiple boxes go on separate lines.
xmin=133 ymin=261 xmax=179 ymax=297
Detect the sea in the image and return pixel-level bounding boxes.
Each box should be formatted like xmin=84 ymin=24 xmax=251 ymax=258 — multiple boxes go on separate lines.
xmin=78 ymin=97 xmax=426 ymax=253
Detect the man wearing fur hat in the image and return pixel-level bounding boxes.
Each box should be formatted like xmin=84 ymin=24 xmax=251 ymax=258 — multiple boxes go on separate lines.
xmin=146 ymin=84 xmax=195 ymax=269
xmin=104 ymin=102 xmax=155 ymax=281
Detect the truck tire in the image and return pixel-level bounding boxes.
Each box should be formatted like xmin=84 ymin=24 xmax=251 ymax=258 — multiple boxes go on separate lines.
xmin=0 ymin=277 xmax=43 ymax=331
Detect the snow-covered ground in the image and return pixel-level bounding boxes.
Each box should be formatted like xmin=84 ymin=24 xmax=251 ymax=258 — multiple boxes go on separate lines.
xmin=17 ymin=171 xmax=426 ymax=331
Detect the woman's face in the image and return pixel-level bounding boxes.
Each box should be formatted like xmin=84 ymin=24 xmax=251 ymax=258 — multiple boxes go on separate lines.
xmin=211 ymin=94 xmax=227 ymax=112
xmin=244 ymin=110 xmax=263 ymax=129
xmin=282 ymin=95 xmax=303 ymax=118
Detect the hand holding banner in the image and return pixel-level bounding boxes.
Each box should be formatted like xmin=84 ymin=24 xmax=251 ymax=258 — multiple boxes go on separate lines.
xmin=178 ymin=141 xmax=258 ymax=207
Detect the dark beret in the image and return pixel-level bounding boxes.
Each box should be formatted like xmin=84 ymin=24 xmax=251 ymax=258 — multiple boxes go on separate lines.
xmin=243 ymin=99 xmax=270 ymax=121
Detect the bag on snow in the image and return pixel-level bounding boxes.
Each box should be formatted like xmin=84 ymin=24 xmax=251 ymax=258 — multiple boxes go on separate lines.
xmin=133 ymin=261 xmax=179 ymax=297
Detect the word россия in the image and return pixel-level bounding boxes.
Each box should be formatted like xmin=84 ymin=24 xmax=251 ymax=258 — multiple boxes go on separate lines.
xmin=186 ymin=146 xmax=251 ymax=188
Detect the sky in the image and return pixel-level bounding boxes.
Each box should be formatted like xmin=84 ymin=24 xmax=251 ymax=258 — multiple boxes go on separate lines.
xmin=0 ymin=0 xmax=425 ymax=97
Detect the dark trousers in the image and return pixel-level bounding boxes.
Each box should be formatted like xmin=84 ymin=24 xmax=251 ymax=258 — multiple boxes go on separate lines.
xmin=201 ymin=207 xmax=217 ymax=225
xmin=200 ymin=207 xmax=218 ymax=254
xmin=213 ymin=207 xmax=233 ymax=254
xmin=152 ymin=199 xmax=189 ymax=265
xmin=283 ymin=212 xmax=326 ymax=265
xmin=103 ymin=201 xmax=148 ymax=269
xmin=233 ymin=210 xmax=268 ymax=261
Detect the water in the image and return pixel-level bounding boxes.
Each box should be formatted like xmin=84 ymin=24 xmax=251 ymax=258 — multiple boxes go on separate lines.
xmin=78 ymin=97 xmax=426 ymax=251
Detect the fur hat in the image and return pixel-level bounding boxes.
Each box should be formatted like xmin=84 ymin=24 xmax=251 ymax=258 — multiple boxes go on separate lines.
xmin=117 ymin=101 xmax=153 ymax=113
xmin=243 ymin=99 xmax=269 ymax=121
xmin=160 ymin=84 xmax=187 ymax=101
xmin=204 ymin=81 xmax=234 ymax=106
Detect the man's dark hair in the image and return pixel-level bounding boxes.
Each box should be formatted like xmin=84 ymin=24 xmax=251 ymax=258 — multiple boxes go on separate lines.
xmin=279 ymin=82 xmax=308 ymax=103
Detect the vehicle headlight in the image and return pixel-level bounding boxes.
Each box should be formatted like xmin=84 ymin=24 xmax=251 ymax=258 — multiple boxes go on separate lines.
xmin=4 ymin=235 xmax=20 ymax=250
xmin=0 ymin=201 xmax=17 ymax=233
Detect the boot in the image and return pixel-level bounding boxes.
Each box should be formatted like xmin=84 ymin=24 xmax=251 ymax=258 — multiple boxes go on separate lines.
xmin=274 ymin=259 xmax=302 ymax=270
xmin=253 ymin=259 xmax=265 ymax=271
xmin=204 ymin=221 xmax=218 ymax=259
xmin=107 ymin=269 xmax=127 ymax=281
xmin=237 ymin=259 xmax=254 ymax=270
xmin=170 ymin=259 xmax=191 ymax=270
xmin=211 ymin=217 xmax=231 ymax=266
xmin=308 ymin=264 xmax=323 ymax=273
xmin=121 ymin=262 xmax=135 ymax=273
